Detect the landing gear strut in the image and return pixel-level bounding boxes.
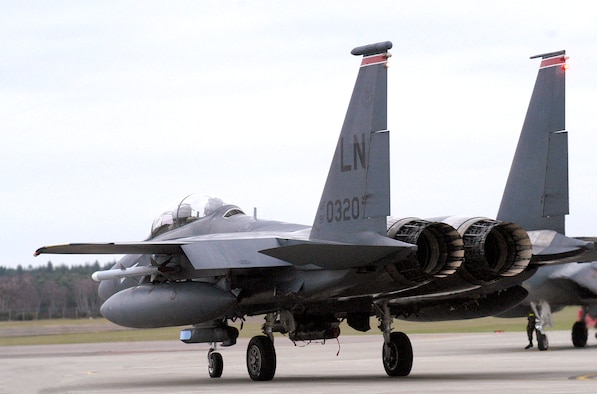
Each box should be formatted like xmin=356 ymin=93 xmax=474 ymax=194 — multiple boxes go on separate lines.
xmin=378 ymin=302 xmax=413 ymax=377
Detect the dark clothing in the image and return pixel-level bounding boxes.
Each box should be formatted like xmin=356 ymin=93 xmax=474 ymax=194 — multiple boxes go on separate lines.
xmin=527 ymin=314 xmax=536 ymax=343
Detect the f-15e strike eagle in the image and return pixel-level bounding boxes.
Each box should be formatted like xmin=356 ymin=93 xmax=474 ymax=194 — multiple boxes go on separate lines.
xmin=490 ymin=50 xmax=597 ymax=350
xmin=35 ymin=41 xmax=596 ymax=381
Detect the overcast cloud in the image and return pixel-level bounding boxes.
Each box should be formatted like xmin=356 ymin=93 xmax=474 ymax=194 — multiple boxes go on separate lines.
xmin=1 ymin=0 xmax=596 ymax=269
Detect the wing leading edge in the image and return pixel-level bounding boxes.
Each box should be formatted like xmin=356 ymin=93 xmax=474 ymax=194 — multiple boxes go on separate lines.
xmin=34 ymin=242 xmax=187 ymax=256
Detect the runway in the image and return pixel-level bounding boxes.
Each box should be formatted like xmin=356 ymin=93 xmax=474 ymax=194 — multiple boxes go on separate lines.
xmin=2 ymin=331 xmax=597 ymax=393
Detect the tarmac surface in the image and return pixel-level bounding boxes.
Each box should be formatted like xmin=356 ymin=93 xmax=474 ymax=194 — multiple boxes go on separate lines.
xmin=2 ymin=330 xmax=597 ymax=393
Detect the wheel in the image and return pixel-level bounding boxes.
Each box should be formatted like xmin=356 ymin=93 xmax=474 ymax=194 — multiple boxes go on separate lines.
xmin=246 ymin=335 xmax=276 ymax=381
xmin=572 ymin=321 xmax=588 ymax=348
xmin=537 ymin=331 xmax=549 ymax=351
xmin=208 ymin=351 xmax=223 ymax=378
xmin=382 ymin=332 xmax=413 ymax=377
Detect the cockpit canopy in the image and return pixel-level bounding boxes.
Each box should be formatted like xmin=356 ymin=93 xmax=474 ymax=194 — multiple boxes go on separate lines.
xmin=150 ymin=194 xmax=235 ymax=238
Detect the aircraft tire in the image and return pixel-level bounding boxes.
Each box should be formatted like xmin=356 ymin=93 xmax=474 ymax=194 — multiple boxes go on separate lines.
xmin=382 ymin=331 xmax=413 ymax=377
xmin=246 ymin=335 xmax=276 ymax=381
xmin=572 ymin=321 xmax=588 ymax=348
xmin=537 ymin=331 xmax=549 ymax=351
xmin=208 ymin=351 xmax=223 ymax=378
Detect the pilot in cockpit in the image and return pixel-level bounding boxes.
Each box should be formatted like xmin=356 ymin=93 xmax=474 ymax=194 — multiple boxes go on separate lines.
xmin=204 ymin=197 xmax=224 ymax=216
xmin=174 ymin=203 xmax=193 ymax=226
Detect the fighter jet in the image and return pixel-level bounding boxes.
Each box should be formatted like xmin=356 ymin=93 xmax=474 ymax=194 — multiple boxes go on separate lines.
xmin=492 ymin=50 xmax=597 ymax=350
xmin=35 ymin=41 xmax=596 ymax=381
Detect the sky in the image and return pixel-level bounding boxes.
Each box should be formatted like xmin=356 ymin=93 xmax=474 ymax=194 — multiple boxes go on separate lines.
xmin=1 ymin=0 xmax=596 ymax=269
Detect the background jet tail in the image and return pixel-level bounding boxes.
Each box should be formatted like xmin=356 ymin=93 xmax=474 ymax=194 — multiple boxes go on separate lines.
xmin=497 ymin=51 xmax=568 ymax=234
xmin=310 ymin=41 xmax=393 ymax=243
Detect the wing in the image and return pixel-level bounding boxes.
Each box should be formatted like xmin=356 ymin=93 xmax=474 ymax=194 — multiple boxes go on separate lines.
xmin=34 ymin=241 xmax=187 ymax=256
xmin=36 ymin=235 xmax=416 ymax=282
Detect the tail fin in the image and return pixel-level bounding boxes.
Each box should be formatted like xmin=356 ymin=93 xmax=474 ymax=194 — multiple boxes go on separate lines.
xmin=310 ymin=41 xmax=392 ymax=242
xmin=497 ymin=51 xmax=568 ymax=234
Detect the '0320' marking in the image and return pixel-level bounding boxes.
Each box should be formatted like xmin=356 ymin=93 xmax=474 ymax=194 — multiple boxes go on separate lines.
xmin=323 ymin=197 xmax=361 ymax=222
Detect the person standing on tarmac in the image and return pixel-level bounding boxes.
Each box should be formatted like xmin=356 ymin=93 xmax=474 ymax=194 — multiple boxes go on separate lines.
xmin=525 ymin=312 xmax=536 ymax=349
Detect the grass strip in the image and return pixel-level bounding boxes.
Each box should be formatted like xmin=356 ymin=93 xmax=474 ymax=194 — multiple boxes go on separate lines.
xmin=0 ymin=307 xmax=581 ymax=346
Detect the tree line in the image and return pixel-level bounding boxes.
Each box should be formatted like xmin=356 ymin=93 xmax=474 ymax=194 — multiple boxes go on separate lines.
xmin=0 ymin=261 xmax=115 ymax=321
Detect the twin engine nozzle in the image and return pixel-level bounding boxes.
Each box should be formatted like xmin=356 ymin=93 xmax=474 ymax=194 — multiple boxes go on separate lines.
xmin=387 ymin=216 xmax=532 ymax=284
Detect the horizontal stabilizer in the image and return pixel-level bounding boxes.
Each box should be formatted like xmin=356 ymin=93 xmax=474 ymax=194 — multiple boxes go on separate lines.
xmin=260 ymin=241 xmax=415 ymax=270
xmin=549 ymin=262 xmax=597 ymax=296
xmin=577 ymin=236 xmax=597 ymax=244
xmin=528 ymin=230 xmax=596 ymax=264
xmin=34 ymin=242 xmax=187 ymax=256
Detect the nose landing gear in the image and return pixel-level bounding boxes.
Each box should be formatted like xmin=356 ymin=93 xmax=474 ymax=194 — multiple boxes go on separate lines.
xmin=207 ymin=347 xmax=223 ymax=378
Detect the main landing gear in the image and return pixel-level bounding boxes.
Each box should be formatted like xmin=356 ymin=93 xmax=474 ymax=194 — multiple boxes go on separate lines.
xmin=530 ymin=301 xmax=550 ymax=351
xmin=536 ymin=329 xmax=549 ymax=351
xmin=383 ymin=332 xmax=413 ymax=376
xmin=378 ymin=302 xmax=413 ymax=377
xmin=242 ymin=307 xmax=414 ymax=381
xmin=245 ymin=312 xmax=277 ymax=381
xmin=246 ymin=335 xmax=277 ymax=381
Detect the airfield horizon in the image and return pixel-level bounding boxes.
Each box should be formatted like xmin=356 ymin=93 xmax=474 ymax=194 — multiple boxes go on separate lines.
xmin=0 ymin=306 xmax=581 ymax=346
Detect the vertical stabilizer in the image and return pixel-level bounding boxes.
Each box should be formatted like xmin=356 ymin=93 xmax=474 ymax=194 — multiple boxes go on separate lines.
xmin=497 ymin=51 xmax=568 ymax=233
xmin=310 ymin=41 xmax=392 ymax=243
